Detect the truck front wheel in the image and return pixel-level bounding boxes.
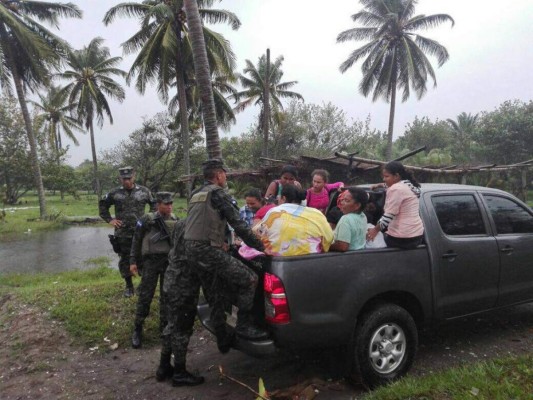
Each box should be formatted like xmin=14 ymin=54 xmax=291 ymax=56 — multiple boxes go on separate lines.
xmin=352 ymin=303 xmax=418 ymax=388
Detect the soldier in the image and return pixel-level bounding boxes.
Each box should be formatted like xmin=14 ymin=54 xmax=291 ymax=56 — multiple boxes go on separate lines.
xmin=130 ymin=192 xmax=178 ymax=349
xmin=157 ymin=218 xmax=205 ymax=386
xmin=184 ymin=159 xmax=268 ymax=348
xmin=99 ymin=167 xmax=155 ymax=297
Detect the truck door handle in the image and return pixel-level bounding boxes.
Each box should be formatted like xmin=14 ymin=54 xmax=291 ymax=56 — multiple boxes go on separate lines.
xmin=442 ymin=251 xmax=458 ymax=261
xmin=500 ymin=246 xmax=514 ymax=254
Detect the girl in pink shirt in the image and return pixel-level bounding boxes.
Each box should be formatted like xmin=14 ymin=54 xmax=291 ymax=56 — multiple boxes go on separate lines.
xmin=306 ymin=169 xmax=344 ymax=214
xmin=366 ymin=161 xmax=424 ymax=249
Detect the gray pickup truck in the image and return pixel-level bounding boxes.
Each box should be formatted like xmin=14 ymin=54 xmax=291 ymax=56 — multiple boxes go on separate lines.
xmin=198 ymin=183 xmax=533 ymax=387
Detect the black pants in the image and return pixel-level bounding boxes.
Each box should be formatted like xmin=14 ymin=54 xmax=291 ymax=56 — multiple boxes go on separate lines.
xmin=384 ymin=234 xmax=423 ymax=250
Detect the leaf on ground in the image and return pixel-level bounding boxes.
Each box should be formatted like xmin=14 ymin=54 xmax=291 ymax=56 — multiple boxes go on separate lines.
xmin=470 ymin=387 xmax=480 ymax=396
xmin=256 ymin=377 xmax=269 ymax=400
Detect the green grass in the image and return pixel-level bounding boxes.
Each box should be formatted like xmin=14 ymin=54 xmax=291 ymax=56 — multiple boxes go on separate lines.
xmin=2 ymin=264 xmax=533 ymax=397
xmin=0 ymin=192 xmax=189 ymax=238
xmin=0 ymin=259 xmax=164 ymax=349
xmin=363 ymin=355 xmax=533 ymax=399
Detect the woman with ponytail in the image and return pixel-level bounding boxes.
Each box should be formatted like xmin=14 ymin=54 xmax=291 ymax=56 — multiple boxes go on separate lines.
xmin=366 ymin=161 xmax=424 ymax=249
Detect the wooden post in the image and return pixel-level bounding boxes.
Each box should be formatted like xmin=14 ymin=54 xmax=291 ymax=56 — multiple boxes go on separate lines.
xmin=521 ymin=168 xmax=527 ymax=203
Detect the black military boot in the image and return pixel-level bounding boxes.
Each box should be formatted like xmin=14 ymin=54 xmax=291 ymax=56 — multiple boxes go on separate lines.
xmin=171 ymin=364 xmax=205 ymax=387
xmin=131 ymin=324 xmax=142 ymax=349
xmin=155 ymin=352 xmax=174 ymax=382
xmin=214 ymin=325 xmax=235 ymax=354
xmin=235 ymin=312 xmax=269 ymax=341
xmin=124 ymin=286 xmax=134 ymax=297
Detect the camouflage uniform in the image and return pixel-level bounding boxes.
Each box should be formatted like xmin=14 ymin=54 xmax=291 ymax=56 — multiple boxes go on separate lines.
xmin=99 ymin=184 xmax=155 ymax=279
xmin=161 ymin=219 xmax=201 ymax=366
xmin=184 ymin=181 xmax=264 ymax=332
xmin=130 ymin=211 xmax=177 ymax=331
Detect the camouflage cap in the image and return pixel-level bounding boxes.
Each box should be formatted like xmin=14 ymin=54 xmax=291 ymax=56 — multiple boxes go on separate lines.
xmin=156 ymin=191 xmax=173 ymax=204
xmin=118 ymin=166 xmax=134 ymax=178
xmin=202 ymin=158 xmax=227 ymax=174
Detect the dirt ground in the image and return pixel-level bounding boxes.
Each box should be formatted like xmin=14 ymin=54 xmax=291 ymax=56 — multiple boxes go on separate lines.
xmin=1 ymin=293 xmax=533 ymax=400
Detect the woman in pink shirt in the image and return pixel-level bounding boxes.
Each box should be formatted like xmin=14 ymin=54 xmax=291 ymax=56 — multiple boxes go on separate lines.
xmin=366 ymin=161 xmax=424 ymax=249
xmin=306 ymin=169 xmax=344 ymax=214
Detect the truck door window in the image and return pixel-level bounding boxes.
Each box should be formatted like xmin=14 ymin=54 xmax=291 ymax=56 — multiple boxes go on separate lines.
xmin=431 ymin=195 xmax=486 ymax=235
xmin=483 ymin=195 xmax=533 ymax=234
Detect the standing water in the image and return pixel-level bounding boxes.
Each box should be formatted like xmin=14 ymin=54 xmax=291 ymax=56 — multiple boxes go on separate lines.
xmin=0 ymin=226 xmax=119 ymax=274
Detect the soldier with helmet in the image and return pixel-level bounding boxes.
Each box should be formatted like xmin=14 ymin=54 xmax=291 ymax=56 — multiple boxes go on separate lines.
xmin=99 ymin=167 xmax=155 ymax=297
xmin=130 ymin=192 xmax=178 ymax=349
xmin=184 ymin=159 xmax=268 ymax=349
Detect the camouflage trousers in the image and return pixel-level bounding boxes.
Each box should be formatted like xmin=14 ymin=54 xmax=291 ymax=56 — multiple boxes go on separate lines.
xmin=161 ymin=258 xmax=201 ymax=365
xmin=134 ymin=254 xmax=169 ymax=330
xmin=185 ymin=241 xmax=258 ymax=327
xmin=116 ymin=236 xmax=133 ymax=279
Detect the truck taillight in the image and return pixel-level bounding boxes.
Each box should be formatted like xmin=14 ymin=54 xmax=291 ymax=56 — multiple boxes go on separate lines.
xmin=264 ymin=272 xmax=290 ymax=324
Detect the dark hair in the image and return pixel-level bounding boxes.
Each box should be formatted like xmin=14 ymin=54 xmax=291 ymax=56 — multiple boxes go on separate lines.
xmin=280 ymin=165 xmax=298 ymax=179
xmin=204 ymin=167 xmax=224 ymax=180
xmin=311 ymin=169 xmax=329 ymax=183
xmin=244 ymin=188 xmax=263 ymax=202
xmin=281 ymin=185 xmax=306 ymax=204
xmin=383 ymin=161 xmax=421 ymax=188
xmin=346 ymin=188 xmax=368 ymax=213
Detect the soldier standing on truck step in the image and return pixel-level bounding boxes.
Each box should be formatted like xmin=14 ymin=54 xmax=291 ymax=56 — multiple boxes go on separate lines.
xmin=184 ymin=159 xmax=268 ymax=349
xmin=99 ymin=167 xmax=155 ymax=297
xmin=130 ymin=192 xmax=177 ymax=349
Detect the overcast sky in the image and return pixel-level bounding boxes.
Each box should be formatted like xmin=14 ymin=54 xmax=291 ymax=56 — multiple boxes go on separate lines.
xmin=52 ymin=0 xmax=532 ymax=166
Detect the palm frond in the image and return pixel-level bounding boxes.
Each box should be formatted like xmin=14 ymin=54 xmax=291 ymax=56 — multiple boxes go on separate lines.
xmin=404 ymin=14 xmax=454 ymax=31
xmin=103 ymin=2 xmax=149 ymax=25
xmin=199 ymin=9 xmax=241 ymax=30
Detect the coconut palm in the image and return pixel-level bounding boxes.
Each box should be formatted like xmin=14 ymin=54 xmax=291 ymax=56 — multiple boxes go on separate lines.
xmin=0 ymin=1 xmax=82 ymax=217
xmin=104 ymin=0 xmax=239 ymax=187
xmin=230 ymin=54 xmax=303 ymax=157
xmin=337 ymin=0 xmax=454 ymax=160
xmin=30 ymin=85 xmax=83 ymax=156
xmin=170 ymin=71 xmax=238 ymax=132
xmin=183 ymin=0 xmax=223 ymax=159
xmin=447 ymin=112 xmax=478 ymax=164
xmin=58 ymin=38 xmax=126 ymax=196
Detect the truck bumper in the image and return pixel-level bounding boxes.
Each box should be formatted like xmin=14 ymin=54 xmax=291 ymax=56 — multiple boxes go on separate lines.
xmin=197 ymin=302 xmax=278 ymax=357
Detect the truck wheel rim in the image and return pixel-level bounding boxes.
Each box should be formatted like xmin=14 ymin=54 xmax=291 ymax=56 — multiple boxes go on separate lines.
xmin=368 ymin=323 xmax=406 ymax=374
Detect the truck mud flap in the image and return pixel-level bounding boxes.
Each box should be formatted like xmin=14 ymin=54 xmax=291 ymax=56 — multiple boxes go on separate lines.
xmin=197 ymin=301 xmax=278 ymax=357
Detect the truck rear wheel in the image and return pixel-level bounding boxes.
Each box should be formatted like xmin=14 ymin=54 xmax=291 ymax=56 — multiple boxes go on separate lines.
xmin=352 ymin=303 xmax=418 ymax=388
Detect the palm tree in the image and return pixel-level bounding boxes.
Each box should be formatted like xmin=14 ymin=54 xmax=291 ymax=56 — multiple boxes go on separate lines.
xmin=0 ymin=1 xmax=82 ymax=218
xmin=447 ymin=112 xmax=478 ymax=164
xmin=30 ymin=85 xmax=83 ymax=156
xmin=104 ymin=0 xmax=239 ymax=189
xmin=58 ymin=38 xmax=126 ymax=196
xmin=337 ymin=0 xmax=454 ymax=160
xmin=230 ymin=54 xmax=303 ymax=157
xmin=183 ymin=0 xmax=223 ymax=159
xmin=169 ymin=72 xmax=238 ymax=133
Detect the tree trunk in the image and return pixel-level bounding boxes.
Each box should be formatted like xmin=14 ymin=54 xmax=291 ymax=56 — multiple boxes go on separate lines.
xmin=183 ymin=0 xmax=221 ymax=160
xmin=89 ymin=121 xmax=101 ymax=196
xmin=262 ymin=48 xmax=270 ymax=158
xmin=9 ymin=62 xmax=47 ymax=218
xmin=175 ymin=20 xmax=191 ymax=200
xmin=386 ymin=79 xmax=397 ymax=161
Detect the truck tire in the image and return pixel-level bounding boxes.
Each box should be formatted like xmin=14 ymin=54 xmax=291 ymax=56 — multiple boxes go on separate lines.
xmin=352 ymin=303 xmax=418 ymax=388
